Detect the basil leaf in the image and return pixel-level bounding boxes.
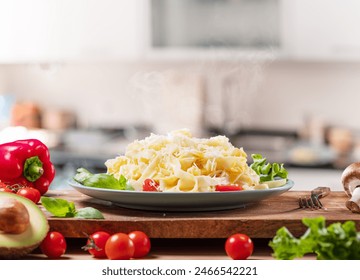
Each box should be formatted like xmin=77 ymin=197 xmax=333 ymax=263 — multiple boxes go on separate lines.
xmin=119 ymin=175 xmax=127 ymax=187
xmin=125 ymin=184 xmax=135 ymax=191
xmin=74 ymin=167 xmax=132 ymax=190
xmin=41 ymin=197 xmax=104 ymax=219
xmin=75 ymin=207 xmax=105 ymax=219
xmin=82 ymin=173 xmax=122 ymax=189
xmin=41 ymin=197 xmax=76 ymax=217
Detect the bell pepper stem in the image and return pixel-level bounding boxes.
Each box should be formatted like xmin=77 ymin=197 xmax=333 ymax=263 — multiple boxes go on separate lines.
xmin=23 ymin=156 xmax=44 ymax=182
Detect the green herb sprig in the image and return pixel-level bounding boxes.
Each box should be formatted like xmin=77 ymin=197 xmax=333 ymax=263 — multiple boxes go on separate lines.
xmin=41 ymin=197 xmax=104 ymax=219
xmin=73 ymin=168 xmax=133 ymax=190
xmin=250 ymin=154 xmax=288 ymax=183
xmin=269 ymin=216 xmax=360 ymax=260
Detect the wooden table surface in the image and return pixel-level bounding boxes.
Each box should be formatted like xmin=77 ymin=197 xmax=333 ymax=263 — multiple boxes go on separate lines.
xmin=42 ymin=190 xmax=359 ymax=240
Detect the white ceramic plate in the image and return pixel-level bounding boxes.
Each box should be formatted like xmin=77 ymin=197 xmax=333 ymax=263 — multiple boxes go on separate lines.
xmin=68 ymin=179 xmax=294 ymax=212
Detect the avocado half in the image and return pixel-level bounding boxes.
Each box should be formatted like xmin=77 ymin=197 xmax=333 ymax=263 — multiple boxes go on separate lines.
xmin=0 ymin=192 xmax=49 ymax=259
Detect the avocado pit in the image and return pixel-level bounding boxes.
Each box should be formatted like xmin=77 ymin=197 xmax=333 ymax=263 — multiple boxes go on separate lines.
xmin=0 ymin=197 xmax=30 ymax=234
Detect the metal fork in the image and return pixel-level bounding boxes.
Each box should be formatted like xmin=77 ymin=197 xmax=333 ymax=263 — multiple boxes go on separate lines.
xmin=298 ymin=186 xmax=331 ymax=210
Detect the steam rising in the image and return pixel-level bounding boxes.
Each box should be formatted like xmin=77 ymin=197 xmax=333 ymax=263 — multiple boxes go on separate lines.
xmin=130 ymin=70 xmax=204 ymax=135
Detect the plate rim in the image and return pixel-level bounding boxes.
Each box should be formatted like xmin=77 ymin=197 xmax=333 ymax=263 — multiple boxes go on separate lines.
xmin=67 ymin=178 xmax=294 ymax=195
xmin=68 ymin=179 xmax=294 ymax=211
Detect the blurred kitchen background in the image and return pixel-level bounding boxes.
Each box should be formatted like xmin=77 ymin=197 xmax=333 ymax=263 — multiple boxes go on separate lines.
xmin=0 ymin=0 xmax=358 ymax=190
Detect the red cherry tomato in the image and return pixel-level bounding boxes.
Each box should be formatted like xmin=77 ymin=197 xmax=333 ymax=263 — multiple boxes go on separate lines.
xmin=215 ymin=185 xmax=243 ymax=192
xmin=16 ymin=187 xmax=41 ymax=204
xmin=40 ymin=231 xmax=67 ymax=259
xmin=83 ymin=231 xmax=111 ymax=258
xmin=225 ymin=233 xmax=254 ymax=260
xmin=128 ymin=231 xmax=151 ymax=258
xmin=105 ymin=233 xmax=135 ymax=260
xmin=142 ymin=179 xmax=159 ymax=192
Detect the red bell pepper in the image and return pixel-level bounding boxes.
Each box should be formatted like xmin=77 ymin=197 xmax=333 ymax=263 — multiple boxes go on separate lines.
xmin=0 ymin=139 xmax=55 ymax=195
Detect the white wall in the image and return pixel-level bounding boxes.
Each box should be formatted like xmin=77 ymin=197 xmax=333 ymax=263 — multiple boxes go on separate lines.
xmin=1 ymin=60 xmax=360 ymax=135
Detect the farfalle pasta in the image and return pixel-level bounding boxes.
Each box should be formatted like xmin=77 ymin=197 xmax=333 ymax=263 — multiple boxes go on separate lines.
xmin=105 ymin=129 xmax=261 ymax=192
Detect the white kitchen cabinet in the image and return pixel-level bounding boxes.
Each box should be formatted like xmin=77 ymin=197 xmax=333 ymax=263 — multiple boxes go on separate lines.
xmin=0 ymin=0 xmax=147 ymax=62
xmin=282 ymin=0 xmax=360 ymax=60
xmin=147 ymin=0 xmax=282 ymax=60
xmin=148 ymin=0 xmax=360 ymax=61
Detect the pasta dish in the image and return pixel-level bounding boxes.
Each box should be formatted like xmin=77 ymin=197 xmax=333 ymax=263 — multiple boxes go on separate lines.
xmin=105 ymin=129 xmax=267 ymax=192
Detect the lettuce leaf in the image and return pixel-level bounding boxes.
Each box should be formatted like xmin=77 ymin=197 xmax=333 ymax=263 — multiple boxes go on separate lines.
xmin=250 ymin=154 xmax=288 ymax=182
xmin=269 ymin=216 xmax=360 ymax=260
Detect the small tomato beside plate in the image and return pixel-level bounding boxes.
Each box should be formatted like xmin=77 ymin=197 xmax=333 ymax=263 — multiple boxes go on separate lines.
xmin=225 ymin=233 xmax=254 ymax=260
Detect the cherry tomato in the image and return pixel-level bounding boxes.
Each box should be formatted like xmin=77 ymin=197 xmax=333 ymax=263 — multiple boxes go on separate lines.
xmin=83 ymin=231 xmax=111 ymax=258
xmin=128 ymin=231 xmax=151 ymax=258
xmin=40 ymin=231 xmax=67 ymax=259
xmin=105 ymin=233 xmax=135 ymax=260
xmin=225 ymin=233 xmax=254 ymax=260
xmin=142 ymin=179 xmax=159 ymax=192
xmin=16 ymin=187 xmax=41 ymax=204
xmin=215 ymin=185 xmax=243 ymax=192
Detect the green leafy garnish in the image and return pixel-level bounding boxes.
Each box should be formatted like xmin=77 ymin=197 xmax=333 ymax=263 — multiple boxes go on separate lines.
xmin=74 ymin=168 xmax=132 ymax=190
xmin=269 ymin=216 xmax=360 ymax=260
xmin=41 ymin=197 xmax=104 ymax=219
xmin=250 ymin=154 xmax=288 ymax=183
xmin=75 ymin=207 xmax=104 ymax=219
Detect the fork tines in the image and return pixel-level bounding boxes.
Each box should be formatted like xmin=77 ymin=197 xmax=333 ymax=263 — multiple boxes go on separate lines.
xmin=298 ymin=195 xmax=323 ymax=210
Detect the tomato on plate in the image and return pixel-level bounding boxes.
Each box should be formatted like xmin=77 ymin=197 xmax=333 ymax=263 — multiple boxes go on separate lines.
xmin=105 ymin=233 xmax=135 ymax=260
xmin=40 ymin=231 xmax=67 ymax=259
xmin=225 ymin=233 xmax=254 ymax=260
xmin=16 ymin=187 xmax=41 ymax=204
xmin=142 ymin=179 xmax=159 ymax=192
xmin=128 ymin=231 xmax=151 ymax=258
xmin=215 ymin=185 xmax=243 ymax=192
xmin=83 ymin=231 xmax=111 ymax=259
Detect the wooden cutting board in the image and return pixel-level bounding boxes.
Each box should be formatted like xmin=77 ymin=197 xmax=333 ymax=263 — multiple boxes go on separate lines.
xmin=42 ymin=190 xmax=360 ymax=239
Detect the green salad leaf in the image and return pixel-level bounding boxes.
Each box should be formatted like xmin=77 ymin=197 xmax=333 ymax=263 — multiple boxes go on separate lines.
xmin=250 ymin=154 xmax=288 ymax=182
xmin=41 ymin=197 xmax=104 ymax=219
xmin=269 ymin=216 xmax=360 ymax=260
xmin=75 ymin=207 xmax=104 ymax=219
xmin=74 ymin=168 xmax=133 ymax=190
xmin=40 ymin=197 xmax=77 ymax=218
